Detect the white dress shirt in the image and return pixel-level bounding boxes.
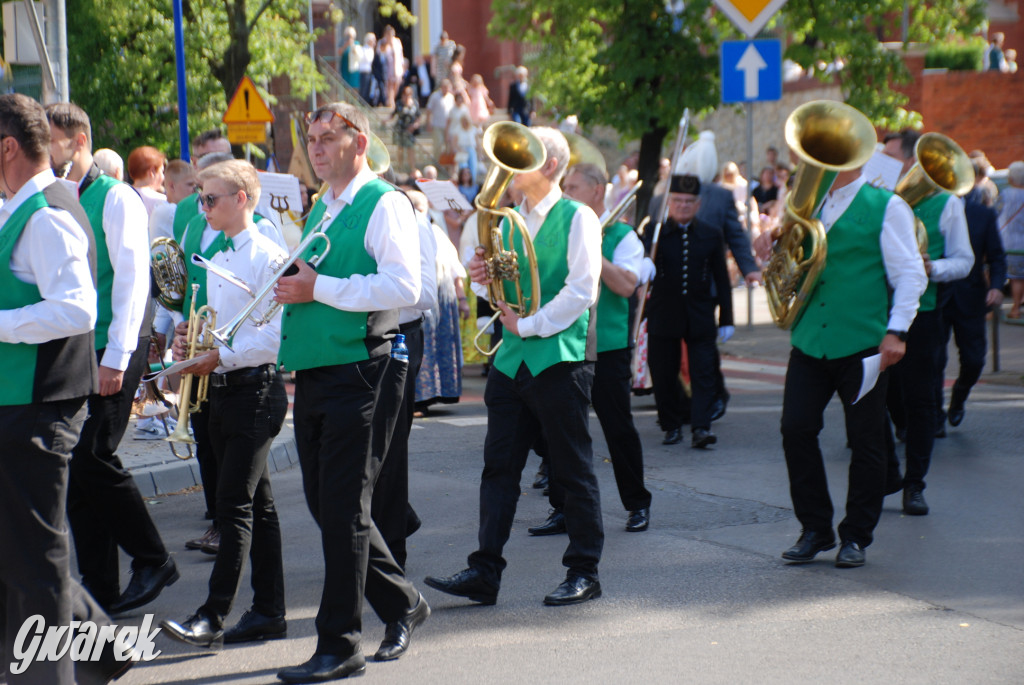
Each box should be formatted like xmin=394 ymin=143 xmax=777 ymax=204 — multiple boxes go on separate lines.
xmin=149 ymin=201 xmax=176 ymax=242
xmin=82 ymin=173 xmax=152 ymax=371
xmin=599 ymin=208 xmax=644 ymax=287
xmin=207 ymin=226 xmax=287 ymax=372
xmin=817 ymin=175 xmax=927 ymax=333
xmin=926 ymin=194 xmax=973 ymax=283
xmin=472 ymin=185 xmax=602 ymax=338
xmin=312 ymin=168 xmax=421 ymax=311
xmin=0 ymin=169 xmax=97 ymax=344
xmin=399 ymin=211 xmax=438 ymax=324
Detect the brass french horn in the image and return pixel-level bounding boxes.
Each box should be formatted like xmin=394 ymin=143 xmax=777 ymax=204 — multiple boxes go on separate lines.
xmin=764 ymin=101 xmax=877 ymax=330
xmin=150 ymin=237 xmax=188 ymax=311
xmin=473 ymin=121 xmax=547 ymax=356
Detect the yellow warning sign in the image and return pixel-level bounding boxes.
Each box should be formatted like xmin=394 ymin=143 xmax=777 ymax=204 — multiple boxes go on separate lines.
xmin=226 ymin=122 xmax=268 ymax=145
xmin=223 ymin=76 xmax=275 ymax=124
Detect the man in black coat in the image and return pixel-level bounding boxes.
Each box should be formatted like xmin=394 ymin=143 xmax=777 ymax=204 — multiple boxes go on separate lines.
xmin=645 ymin=175 xmax=734 ymax=448
xmin=934 ymin=197 xmax=1007 ymax=428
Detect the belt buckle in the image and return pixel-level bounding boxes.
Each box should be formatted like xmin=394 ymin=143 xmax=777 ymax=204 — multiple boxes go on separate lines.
xmin=210 ymin=373 xmax=228 ymax=388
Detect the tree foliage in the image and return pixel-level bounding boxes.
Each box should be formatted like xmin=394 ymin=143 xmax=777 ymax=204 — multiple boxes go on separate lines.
xmin=66 ymin=0 xmax=324 ymax=157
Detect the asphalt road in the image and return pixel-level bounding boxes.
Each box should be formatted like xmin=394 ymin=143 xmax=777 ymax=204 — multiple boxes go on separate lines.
xmin=110 ymin=334 xmax=1024 ymax=684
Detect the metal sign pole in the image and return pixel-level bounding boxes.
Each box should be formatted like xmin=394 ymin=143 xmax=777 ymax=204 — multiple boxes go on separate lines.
xmin=746 ymin=101 xmax=755 ymax=327
xmin=172 ymin=0 xmax=190 ymax=161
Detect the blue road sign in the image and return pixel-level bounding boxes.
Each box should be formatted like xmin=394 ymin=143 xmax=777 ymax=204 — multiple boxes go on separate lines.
xmin=721 ymin=39 xmax=782 ymax=103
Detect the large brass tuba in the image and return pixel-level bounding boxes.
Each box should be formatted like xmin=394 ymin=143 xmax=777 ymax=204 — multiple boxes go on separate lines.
xmin=764 ymin=101 xmax=877 ymax=329
xmin=894 ymin=132 xmax=975 ymax=253
xmin=473 ymin=122 xmax=547 ymax=356
xmin=150 ymin=237 xmax=188 ymax=311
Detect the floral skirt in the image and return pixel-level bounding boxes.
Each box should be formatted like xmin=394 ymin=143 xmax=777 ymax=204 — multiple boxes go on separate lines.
xmin=416 ymin=283 xmax=463 ymax=405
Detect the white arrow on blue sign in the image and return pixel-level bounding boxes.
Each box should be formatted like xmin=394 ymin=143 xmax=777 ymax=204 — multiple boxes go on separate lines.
xmin=721 ymin=39 xmax=782 ymax=103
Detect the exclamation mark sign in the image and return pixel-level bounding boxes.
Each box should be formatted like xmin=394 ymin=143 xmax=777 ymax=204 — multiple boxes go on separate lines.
xmin=244 ymin=90 xmax=250 ymax=118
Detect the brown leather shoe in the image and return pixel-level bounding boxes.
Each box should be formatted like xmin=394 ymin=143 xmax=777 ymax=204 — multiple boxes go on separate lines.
xmin=200 ymin=529 xmax=221 ymax=555
xmin=185 ymin=526 xmax=217 ymax=551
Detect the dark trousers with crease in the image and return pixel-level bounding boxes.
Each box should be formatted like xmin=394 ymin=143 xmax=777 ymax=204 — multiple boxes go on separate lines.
xmin=371 ymin=320 xmax=424 ymax=569
xmin=934 ymin=305 xmax=986 ymax=424
xmin=67 ymin=341 xmax=169 ymax=607
xmin=781 ymin=347 xmax=890 ymax=547
xmin=0 ymin=399 xmax=111 ymax=685
xmin=294 ymin=355 xmax=419 ymax=657
xmin=649 ymin=334 xmax=718 ymax=432
xmin=469 ymin=361 xmax=603 ymax=587
xmin=200 ymin=371 xmax=288 ymax=627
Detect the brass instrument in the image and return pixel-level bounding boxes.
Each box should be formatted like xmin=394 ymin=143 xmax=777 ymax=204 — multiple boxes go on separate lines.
xmin=602 ymin=180 xmax=643 ymax=234
xmin=472 ymin=121 xmax=548 ymax=356
xmin=564 ymin=131 xmax=607 ymax=177
xmin=894 ymin=132 xmax=975 ymax=254
xmin=206 ymin=229 xmax=332 ymax=351
xmin=764 ymin=101 xmax=877 ymax=329
xmin=150 ymin=237 xmax=188 ymax=311
xmin=367 ymin=131 xmax=391 ymax=175
xmin=166 ymin=284 xmax=216 ymax=451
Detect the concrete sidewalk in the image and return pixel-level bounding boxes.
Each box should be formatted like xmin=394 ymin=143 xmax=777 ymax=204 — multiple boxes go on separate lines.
xmin=123 ymin=285 xmax=1024 ymax=495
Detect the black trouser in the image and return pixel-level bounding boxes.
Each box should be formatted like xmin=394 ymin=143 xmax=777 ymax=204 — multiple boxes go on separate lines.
xmin=200 ymin=367 xmax=288 ymax=627
xmin=889 ymin=309 xmax=943 ymax=490
xmin=190 ymin=399 xmax=217 ymax=521
xmin=0 ymin=398 xmax=108 ymax=685
xmin=67 ymin=341 xmax=169 ymax=607
xmin=294 ymin=355 xmax=419 ymax=658
xmin=469 ymin=361 xmax=603 ymax=586
xmin=781 ymin=347 xmax=890 ymax=547
xmin=935 ymin=305 xmax=986 ymax=423
xmin=649 ymin=333 xmax=718 ymax=432
xmin=371 ymin=320 xmax=424 ymax=569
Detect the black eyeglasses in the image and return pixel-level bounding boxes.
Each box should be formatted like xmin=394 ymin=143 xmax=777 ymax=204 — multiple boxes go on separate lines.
xmin=304 ymin=109 xmax=362 ymax=133
xmin=198 ymin=192 xmax=234 ymax=208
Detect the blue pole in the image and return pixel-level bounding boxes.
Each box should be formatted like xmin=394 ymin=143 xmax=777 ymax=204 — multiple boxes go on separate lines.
xmin=172 ymin=0 xmax=190 ymax=161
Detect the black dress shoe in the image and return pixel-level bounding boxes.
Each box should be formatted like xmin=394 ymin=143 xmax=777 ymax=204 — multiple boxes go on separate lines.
xmin=224 ymin=609 xmax=287 ymax=644
xmin=528 ymin=509 xmax=566 ymax=536
xmin=424 ymin=567 xmax=498 ymax=605
xmin=160 ymin=612 xmax=224 ymax=649
xmin=533 ymin=462 xmax=549 ymax=489
xmin=691 ymin=428 xmax=717 ymax=449
xmin=781 ymin=530 xmax=836 ymax=563
xmin=662 ymin=428 xmax=683 ymax=445
xmin=835 ymin=540 xmax=866 ymax=568
xmin=903 ymin=485 xmax=929 ymax=515
xmin=374 ymin=594 xmax=430 ymax=661
xmin=543 ymin=575 xmax=602 ymax=606
xmin=278 ymin=653 xmax=366 ymax=683
xmin=109 ymin=558 xmax=179 ymax=614
xmin=947 ymin=403 xmax=965 ymax=427
xmin=625 ymin=508 xmax=650 ymax=532
xmin=185 ymin=526 xmax=218 ymax=551
xmin=710 ymin=393 xmax=730 ymax=422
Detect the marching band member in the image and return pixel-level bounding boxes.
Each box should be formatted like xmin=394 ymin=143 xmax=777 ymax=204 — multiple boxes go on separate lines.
xmin=46 ymin=102 xmax=177 ymax=614
xmin=426 ymin=126 xmax=606 ymax=607
xmin=161 ymin=160 xmax=289 ymax=648
xmin=273 ymin=102 xmax=428 ymax=682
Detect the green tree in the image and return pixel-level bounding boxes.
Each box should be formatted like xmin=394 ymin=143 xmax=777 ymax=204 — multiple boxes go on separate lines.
xmin=489 ymin=0 xmax=985 ymax=214
xmin=67 ymin=0 xmax=324 ymax=158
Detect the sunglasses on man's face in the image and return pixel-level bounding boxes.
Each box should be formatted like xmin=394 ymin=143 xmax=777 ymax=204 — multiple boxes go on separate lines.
xmin=198 ymin=192 xmax=234 ymax=208
xmin=304 ymin=109 xmax=362 ymax=133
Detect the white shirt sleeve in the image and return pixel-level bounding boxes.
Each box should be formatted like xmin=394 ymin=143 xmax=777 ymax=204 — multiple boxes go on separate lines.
xmin=610 ymin=229 xmax=644 ymax=286
xmin=0 ymin=208 xmax=97 ymax=344
xmin=256 ymin=216 xmax=288 ymax=251
xmin=880 ymin=195 xmax=928 ymax=332
xmin=399 ymin=213 xmax=438 ymax=322
xmin=927 ymin=194 xmax=973 ymax=282
xmin=517 ymin=204 xmax=602 ymax=339
xmin=312 ymin=190 xmax=421 ymax=311
xmin=149 ymin=202 xmax=176 ymax=242
xmin=100 ymin=183 xmax=152 ymax=370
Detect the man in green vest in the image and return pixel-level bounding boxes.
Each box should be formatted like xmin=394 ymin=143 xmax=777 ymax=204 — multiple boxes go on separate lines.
xmin=46 ymin=102 xmax=178 ymax=612
xmin=881 ymin=130 xmax=973 ymax=517
xmin=754 ymin=159 xmax=927 ymax=568
xmin=272 ymin=102 xmax=428 ymax=682
xmin=425 ymin=126 xmax=606 ymax=606
xmin=0 ymin=92 xmax=132 ymax=685
xmin=527 ymin=161 xmax=653 ymax=535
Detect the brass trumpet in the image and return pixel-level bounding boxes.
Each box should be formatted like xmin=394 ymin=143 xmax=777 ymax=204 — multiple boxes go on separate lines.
xmin=166 ymin=283 xmax=216 ymax=451
xmin=473 ymin=122 xmax=547 ymax=356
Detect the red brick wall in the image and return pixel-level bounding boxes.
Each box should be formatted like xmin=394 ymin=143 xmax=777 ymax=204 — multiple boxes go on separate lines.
xmin=914 ymin=70 xmax=1024 ymax=168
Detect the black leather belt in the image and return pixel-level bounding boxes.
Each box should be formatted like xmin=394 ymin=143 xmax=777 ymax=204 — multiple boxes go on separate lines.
xmin=209 ymin=363 xmax=276 ymax=388
xmin=400 ymin=317 xmax=423 ymax=332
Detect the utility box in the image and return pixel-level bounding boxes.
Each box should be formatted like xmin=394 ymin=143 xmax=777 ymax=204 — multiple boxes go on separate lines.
xmin=3 ymin=2 xmax=43 ymax=65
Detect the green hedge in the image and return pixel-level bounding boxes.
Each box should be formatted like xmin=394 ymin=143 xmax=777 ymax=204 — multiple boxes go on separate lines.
xmin=925 ymin=40 xmax=986 ymax=71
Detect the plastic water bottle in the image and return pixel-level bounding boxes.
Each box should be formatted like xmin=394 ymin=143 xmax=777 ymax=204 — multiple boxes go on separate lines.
xmin=391 ymin=333 xmax=409 ymax=363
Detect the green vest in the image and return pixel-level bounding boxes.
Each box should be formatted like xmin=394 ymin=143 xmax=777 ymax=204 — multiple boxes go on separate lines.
xmin=173 ymin=193 xmax=201 ymax=243
xmin=77 ymin=174 xmax=120 ymax=350
xmin=493 ymin=197 xmax=590 ymax=377
xmin=792 ymin=183 xmax=892 ymax=359
xmin=596 ymin=222 xmax=633 ymax=353
xmin=278 ymin=179 xmax=396 ymax=372
xmin=180 ymin=214 xmax=227 ymax=314
xmin=914 ymin=192 xmax=949 ymax=312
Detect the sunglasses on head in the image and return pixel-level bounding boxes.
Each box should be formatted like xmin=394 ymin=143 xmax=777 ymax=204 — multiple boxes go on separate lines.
xmin=304 ymin=109 xmax=362 ymax=133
